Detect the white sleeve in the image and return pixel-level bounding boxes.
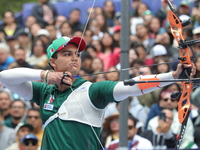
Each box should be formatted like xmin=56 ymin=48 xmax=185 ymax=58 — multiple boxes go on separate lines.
xmin=113 ymin=72 xmax=174 ymax=101
xmin=0 ymin=68 xmax=42 ymax=100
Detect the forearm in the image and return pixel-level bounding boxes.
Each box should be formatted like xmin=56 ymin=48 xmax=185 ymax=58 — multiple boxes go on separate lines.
xmin=0 ymin=68 xmax=43 ymax=100
xmin=113 ymin=72 xmax=174 ymax=101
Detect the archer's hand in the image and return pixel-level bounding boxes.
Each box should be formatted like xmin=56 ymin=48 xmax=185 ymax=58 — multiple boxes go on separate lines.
xmin=41 ymin=70 xmax=73 ymax=86
xmin=172 ymin=63 xmax=196 ymax=79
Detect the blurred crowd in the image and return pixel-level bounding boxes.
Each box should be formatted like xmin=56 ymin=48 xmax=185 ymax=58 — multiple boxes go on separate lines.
xmin=1 ymin=0 xmax=200 ymax=149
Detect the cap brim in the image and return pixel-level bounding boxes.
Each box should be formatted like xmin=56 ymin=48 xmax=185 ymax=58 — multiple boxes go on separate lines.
xmin=65 ymin=37 xmax=86 ymax=52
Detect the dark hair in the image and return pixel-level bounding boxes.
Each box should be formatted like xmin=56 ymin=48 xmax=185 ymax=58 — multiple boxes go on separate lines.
xmin=85 ymin=44 xmax=97 ymax=53
xmin=11 ymin=99 xmax=26 ymax=108
xmin=31 ymin=37 xmax=47 ymax=55
xmin=27 ymin=108 xmax=41 ymax=116
xmin=128 ymin=113 xmax=138 ymax=128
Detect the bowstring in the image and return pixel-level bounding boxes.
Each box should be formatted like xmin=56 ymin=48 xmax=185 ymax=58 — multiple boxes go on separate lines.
xmin=70 ymin=0 xmax=105 ymax=149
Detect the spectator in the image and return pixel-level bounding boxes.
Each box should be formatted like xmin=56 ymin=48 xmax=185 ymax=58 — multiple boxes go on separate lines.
xmin=90 ymin=57 xmax=104 ymax=74
xmin=149 ymin=44 xmax=168 ymax=63
xmin=91 ymin=39 xmax=103 ymax=55
xmin=134 ymin=44 xmax=153 ymax=66
xmin=16 ymin=30 xmax=32 ymax=58
xmin=142 ymin=10 xmax=154 ymax=27
xmin=5 ymin=122 xmax=34 ymax=150
xmin=96 ymin=14 xmax=108 ymax=32
xmin=87 ymin=7 xmax=96 ymax=20
xmin=72 ymin=29 xmax=83 ymax=38
xmin=5 ymin=35 xmax=19 ymax=57
xmin=155 ymin=0 xmax=171 ymax=26
xmin=36 ymin=29 xmax=51 ymax=47
xmin=3 ymin=99 xmax=27 ymax=129
xmin=0 ymin=110 xmax=16 ymax=150
xmin=102 ymin=113 xmax=119 ymax=149
xmin=87 ymin=18 xmax=104 ymax=40
xmin=68 ymin=8 xmax=84 ymax=33
xmin=24 ymin=15 xmax=37 ymax=33
xmin=192 ymin=27 xmax=200 ymax=55
xmin=131 ymin=0 xmax=142 ymax=16
xmin=141 ymin=109 xmax=176 ymax=149
xmin=135 ymin=23 xmax=155 ymax=53
xmin=55 ymin=15 xmax=67 ymax=38
xmin=105 ymin=66 xmax=119 ymax=81
xmin=152 ymin=57 xmax=171 ymax=74
xmin=92 ymin=74 xmax=106 ymax=82
xmin=154 ymin=32 xmax=179 ymax=58
xmin=60 ymin=21 xmax=73 ymax=38
xmin=191 ymin=1 xmax=200 ymax=29
xmin=98 ymin=32 xmax=117 ymax=71
xmin=45 ymin=24 xmax=57 ymax=43
xmin=130 ymin=2 xmax=148 ymax=35
xmin=26 ymin=37 xmax=48 ymax=68
xmin=83 ymin=29 xmax=93 ymax=45
xmin=149 ymin=17 xmax=166 ymax=39
xmin=85 ymin=44 xmax=98 ymax=58
xmin=147 ymin=90 xmax=197 ymax=149
xmin=32 ymin=0 xmax=58 ymax=27
xmin=0 ymin=90 xmax=12 ymax=120
xmin=20 ymin=134 xmax=40 ymax=150
xmin=0 ymin=43 xmax=15 ymax=70
xmin=26 ymin=108 xmax=44 ymax=146
xmin=29 ymin=23 xmax=42 ymax=41
xmin=80 ymin=51 xmax=93 ymax=73
xmin=103 ymin=0 xmax=116 ymax=28
xmin=107 ymin=113 xmax=153 ymax=150
xmin=178 ymin=0 xmax=190 ymax=16
xmin=0 ymin=10 xmax=23 ymax=38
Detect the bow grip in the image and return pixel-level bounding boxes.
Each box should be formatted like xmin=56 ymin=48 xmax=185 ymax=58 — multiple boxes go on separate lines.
xmin=178 ymin=66 xmax=192 ymax=79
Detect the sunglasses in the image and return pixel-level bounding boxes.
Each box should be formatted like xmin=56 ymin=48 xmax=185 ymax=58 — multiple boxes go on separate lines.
xmin=162 ymin=98 xmax=177 ymax=102
xmin=27 ymin=116 xmax=40 ymax=119
xmin=24 ymin=140 xmax=37 ymax=146
xmin=128 ymin=125 xmax=134 ymax=130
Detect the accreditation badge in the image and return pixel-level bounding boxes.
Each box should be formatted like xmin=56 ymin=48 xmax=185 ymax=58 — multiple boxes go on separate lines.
xmin=43 ymin=103 xmax=54 ymax=111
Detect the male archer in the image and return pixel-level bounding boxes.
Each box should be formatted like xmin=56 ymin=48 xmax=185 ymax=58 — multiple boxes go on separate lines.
xmin=0 ymin=36 xmax=196 ymax=149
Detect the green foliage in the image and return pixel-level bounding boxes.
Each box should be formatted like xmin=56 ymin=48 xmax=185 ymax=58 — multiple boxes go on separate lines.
xmin=0 ymin=0 xmax=36 ymax=19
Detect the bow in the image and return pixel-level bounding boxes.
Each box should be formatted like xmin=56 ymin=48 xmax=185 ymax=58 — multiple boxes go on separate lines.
xmin=166 ymin=0 xmax=194 ymax=149
xmin=124 ymin=0 xmax=200 ymax=149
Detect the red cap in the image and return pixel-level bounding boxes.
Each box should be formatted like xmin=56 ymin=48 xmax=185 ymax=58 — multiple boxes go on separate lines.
xmin=113 ymin=25 xmax=121 ymax=32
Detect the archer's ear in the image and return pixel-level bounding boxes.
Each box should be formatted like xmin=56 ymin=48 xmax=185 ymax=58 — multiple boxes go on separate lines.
xmin=49 ymin=58 xmax=56 ymax=68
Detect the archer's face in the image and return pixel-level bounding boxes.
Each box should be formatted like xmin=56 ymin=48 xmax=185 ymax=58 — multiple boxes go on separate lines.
xmin=50 ymin=44 xmax=81 ymax=75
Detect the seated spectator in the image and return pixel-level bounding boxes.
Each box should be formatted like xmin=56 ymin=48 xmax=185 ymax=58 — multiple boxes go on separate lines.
xmin=0 ymin=90 xmax=12 ymax=120
xmin=147 ymin=91 xmax=197 ymax=149
xmin=16 ymin=29 xmax=32 ymax=58
xmin=0 ymin=10 xmax=23 ymax=38
xmin=32 ymin=0 xmax=58 ymax=27
xmin=105 ymin=66 xmax=119 ymax=81
xmin=20 ymin=134 xmax=40 ymax=150
xmin=102 ymin=113 xmax=119 ymax=149
xmin=142 ymin=10 xmax=154 ymax=27
xmin=68 ymin=8 xmax=84 ymax=33
xmin=5 ymin=35 xmax=19 ymax=57
xmin=107 ymin=113 xmax=153 ymax=150
xmin=26 ymin=37 xmax=48 ymax=68
xmin=0 ymin=110 xmax=16 ymax=150
xmin=26 ymin=108 xmax=44 ymax=146
xmin=55 ymin=15 xmax=67 ymax=38
xmin=60 ymin=21 xmax=73 ymax=38
xmin=0 ymin=43 xmax=15 ymax=70
xmin=24 ymin=15 xmax=37 ymax=33
xmin=45 ymin=24 xmax=57 ymax=43
xmin=90 ymin=57 xmax=104 ymax=74
xmin=141 ymin=109 xmax=176 ymax=149
xmin=5 ymin=122 xmax=34 ymax=150
xmin=3 ymin=99 xmax=27 ymax=129
xmin=103 ymin=0 xmax=116 ymax=28
xmin=8 ymin=47 xmax=33 ymax=69
xmin=36 ymin=29 xmax=51 ymax=47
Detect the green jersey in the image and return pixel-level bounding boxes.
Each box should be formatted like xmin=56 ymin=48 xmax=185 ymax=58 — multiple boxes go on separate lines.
xmin=31 ymin=78 xmax=118 ymax=150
